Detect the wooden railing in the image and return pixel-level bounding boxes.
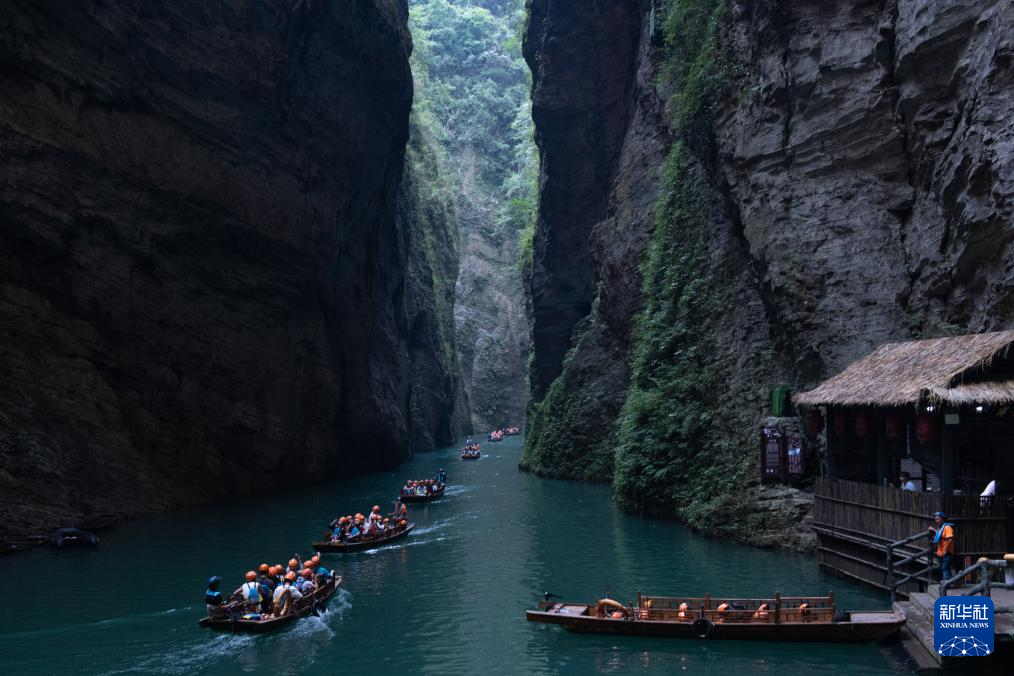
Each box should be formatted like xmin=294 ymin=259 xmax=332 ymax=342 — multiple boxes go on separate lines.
xmin=635 ymin=593 xmax=835 ymax=624
xmin=814 ymin=479 xmax=1010 ymax=557
xmin=886 ymin=531 xmax=935 ymax=602
xmin=940 ymin=555 xmax=1014 ymax=613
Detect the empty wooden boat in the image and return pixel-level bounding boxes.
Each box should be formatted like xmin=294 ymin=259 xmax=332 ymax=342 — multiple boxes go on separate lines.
xmin=526 ymin=592 xmax=904 ymax=643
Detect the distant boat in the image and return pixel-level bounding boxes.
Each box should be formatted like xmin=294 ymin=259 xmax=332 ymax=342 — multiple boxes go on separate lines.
xmin=49 ymin=527 xmax=99 ymax=547
xmin=312 ymin=524 xmax=414 ymax=553
xmin=527 ymin=593 xmax=904 ymax=643
xmin=198 ymin=574 xmax=342 ymax=633
xmin=461 ymin=450 xmax=480 ymax=460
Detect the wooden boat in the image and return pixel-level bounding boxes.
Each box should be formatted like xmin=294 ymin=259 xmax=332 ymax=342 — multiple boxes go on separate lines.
xmin=400 ymin=486 xmax=445 ymax=503
xmin=75 ymin=513 xmax=118 ymax=532
xmin=198 ymin=574 xmax=342 ymax=633
xmin=526 ymin=592 xmax=904 ymax=643
xmin=311 ymin=524 xmax=414 ymax=553
xmin=49 ymin=527 xmax=99 ymax=547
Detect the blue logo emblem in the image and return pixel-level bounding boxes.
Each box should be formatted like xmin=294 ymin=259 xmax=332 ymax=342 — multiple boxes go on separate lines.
xmin=933 ymin=596 xmax=993 ymax=657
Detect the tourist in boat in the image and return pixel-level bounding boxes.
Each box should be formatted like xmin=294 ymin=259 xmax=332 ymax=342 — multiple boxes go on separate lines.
xmin=311 ymin=556 xmax=331 ymax=579
xmin=271 ymin=571 xmax=303 ymax=616
xmin=297 ymin=568 xmax=316 ymax=594
xmin=391 ymin=497 xmax=408 ymax=521
xmin=928 ymin=511 xmax=955 ymax=581
xmin=205 ymin=576 xmax=228 ymax=618
xmin=234 ymin=571 xmax=262 ymax=613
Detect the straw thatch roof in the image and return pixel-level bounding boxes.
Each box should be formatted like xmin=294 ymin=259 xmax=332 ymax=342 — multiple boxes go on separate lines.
xmin=794 ymin=331 xmax=1014 ymax=407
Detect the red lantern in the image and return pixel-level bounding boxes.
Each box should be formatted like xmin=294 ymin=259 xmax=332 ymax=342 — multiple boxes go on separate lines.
xmin=916 ymin=414 xmax=937 ymax=445
xmin=833 ymin=409 xmax=848 ymax=436
xmin=885 ymin=411 xmax=902 ymax=440
xmin=855 ymin=410 xmax=869 ymax=439
xmin=805 ymin=410 xmax=824 ymax=436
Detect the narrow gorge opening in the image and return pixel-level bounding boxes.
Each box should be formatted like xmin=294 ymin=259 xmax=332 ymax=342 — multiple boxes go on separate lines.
xmin=406 ymin=0 xmax=535 ymax=436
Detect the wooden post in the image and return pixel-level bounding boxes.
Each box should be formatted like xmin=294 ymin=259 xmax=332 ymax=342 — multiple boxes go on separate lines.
xmin=637 ymin=592 xmax=642 ymax=609
xmin=886 ymin=543 xmax=895 ymax=601
xmin=941 ymin=425 xmax=955 ymax=495
xmin=875 ymin=409 xmax=888 ymax=485
xmin=774 ymin=592 xmax=781 ymax=624
xmin=980 ymin=563 xmax=991 ymax=599
xmin=829 ymin=591 xmax=835 ymax=613
xmin=705 ymin=593 xmax=711 ymax=610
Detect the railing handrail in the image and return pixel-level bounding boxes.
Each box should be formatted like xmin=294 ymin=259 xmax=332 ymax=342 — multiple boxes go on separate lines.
xmin=891 ymin=530 xmax=931 ymax=548
xmin=887 ymin=530 xmax=935 ymax=601
xmin=939 ymin=557 xmax=1014 ymax=607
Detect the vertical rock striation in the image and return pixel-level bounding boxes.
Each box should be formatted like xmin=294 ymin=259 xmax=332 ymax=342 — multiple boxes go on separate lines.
xmin=0 ymin=0 xmax=464 ymax=536
xmin=522 ymin=0 xmax=1014 ymax=543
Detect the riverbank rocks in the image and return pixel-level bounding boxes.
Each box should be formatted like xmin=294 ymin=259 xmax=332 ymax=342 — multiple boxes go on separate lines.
xmin=521 ymin=0 xmax=1013 ymax=549
xmin=0 ymin=0 xmax=466 ymax=536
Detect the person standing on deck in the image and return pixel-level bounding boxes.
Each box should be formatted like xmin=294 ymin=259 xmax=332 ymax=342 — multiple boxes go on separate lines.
xmin=928 ymin=511 xmax=955 ymax=582
xmin=899 ymin=471 xmax=918 ymax=491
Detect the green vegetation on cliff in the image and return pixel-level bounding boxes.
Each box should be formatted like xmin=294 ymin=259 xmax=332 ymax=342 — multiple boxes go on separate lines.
xmin=521 ymin=303 xmax=619 ymax=481
xmin=612 ymin=0 xmax=757 ymax=530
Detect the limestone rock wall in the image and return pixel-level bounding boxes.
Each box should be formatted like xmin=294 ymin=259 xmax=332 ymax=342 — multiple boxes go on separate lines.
xmin=0 ymin=0 xmax=464 ymax=535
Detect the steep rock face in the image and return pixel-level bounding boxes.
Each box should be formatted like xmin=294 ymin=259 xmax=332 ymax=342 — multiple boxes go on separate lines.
xmin=400 ymin=113 xmax=471 ymax=450
xmin=454 ymin=219 xmax=529 ymax=433
xmin=521 ymin=0 xmax=668 ymax=478
xmin=522 ymin=0 xmax=1014 ymax=544
xmin=522 ymin=0 xmax=646 ymax=402
xmin=0 ymin=0 xmax=462 ymax=535
xmin=717 ymin=0 xmax=1014 ymax=382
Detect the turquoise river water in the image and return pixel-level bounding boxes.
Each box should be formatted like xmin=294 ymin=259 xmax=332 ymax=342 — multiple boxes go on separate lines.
xmin=0 ymin=435 xmax=905 ymax=674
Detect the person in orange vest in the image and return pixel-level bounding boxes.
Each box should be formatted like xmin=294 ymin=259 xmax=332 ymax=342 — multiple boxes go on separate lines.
xmin=928 ymin=511 xmax=955 ymax=582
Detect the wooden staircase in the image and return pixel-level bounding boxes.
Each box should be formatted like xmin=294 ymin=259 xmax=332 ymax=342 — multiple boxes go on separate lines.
xmin=893 ymin=592 xmax=943 ymax=671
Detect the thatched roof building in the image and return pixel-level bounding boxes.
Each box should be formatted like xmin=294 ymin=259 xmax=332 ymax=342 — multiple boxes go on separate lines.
xmin=795 ymin=331 xmax=1014 ymax=407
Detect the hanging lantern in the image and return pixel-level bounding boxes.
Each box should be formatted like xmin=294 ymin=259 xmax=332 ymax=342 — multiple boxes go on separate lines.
xmin=916 ymin=414 xmax=937 ymax=445
xmin=805 ymin=410 xmax=824 ymax=436
xmin=833 ymin=409 xmax=848 ymax=436
xmin=884 ymin=411 xmax=902 ymax=440
xmin=855 ymin=410 xmax=869 ymax=439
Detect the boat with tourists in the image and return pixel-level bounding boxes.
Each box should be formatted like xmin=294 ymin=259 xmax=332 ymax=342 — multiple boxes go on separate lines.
xmin=401 ymin=484 xmax=445 ymax=503
xmin=313 ymin=523 xmax=414 ymax=553
xmin=527 ymin=592 xmax=904 ymax=643
xmin=461 ymin=448 xmax=480 ymax=459
xmin=198 ymin=573 xmax=342 ymax=633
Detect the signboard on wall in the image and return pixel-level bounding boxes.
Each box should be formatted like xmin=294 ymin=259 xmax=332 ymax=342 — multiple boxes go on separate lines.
xmin=761 ymin=427 xmax=784 ymax=484
xmin=787 ymin=435 xmax=806 ymax=477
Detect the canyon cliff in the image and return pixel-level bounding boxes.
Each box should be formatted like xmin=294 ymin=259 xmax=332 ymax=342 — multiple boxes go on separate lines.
xmin=521 ymin=0 xmax=1014 ymax=546
xmin=0 ymin=0 xmax=465 ymax=536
